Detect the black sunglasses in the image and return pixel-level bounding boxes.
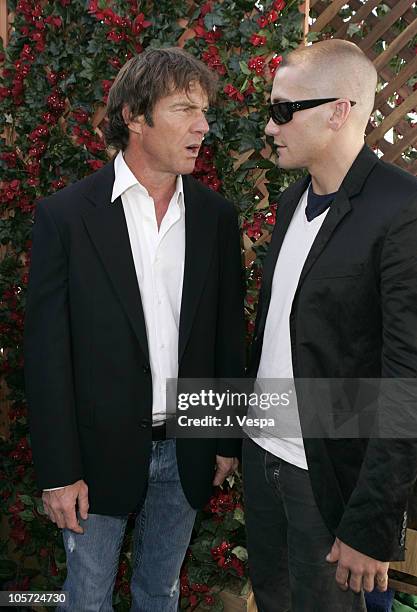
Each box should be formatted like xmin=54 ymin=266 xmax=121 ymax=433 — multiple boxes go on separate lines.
xmin=269 ymin=98 xmax=356 ymax=125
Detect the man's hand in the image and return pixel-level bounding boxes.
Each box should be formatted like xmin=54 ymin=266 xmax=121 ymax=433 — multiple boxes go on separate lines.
xmin=42 ymin=480 xmax=89 ymax=533
xmin=213 ymin=456 xmax=239 ymax=486
xmin=326 ymin=537 xmax=389 ymax=593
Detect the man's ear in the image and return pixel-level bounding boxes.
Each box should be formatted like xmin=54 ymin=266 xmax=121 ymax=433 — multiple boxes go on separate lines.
xmin=328 ymin=99 xmax=352 ymax=131
xmin=122 ymin=104 xmax=143 ymax=135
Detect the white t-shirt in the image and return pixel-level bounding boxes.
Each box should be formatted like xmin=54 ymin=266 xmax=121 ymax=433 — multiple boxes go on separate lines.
xmin=251 ymin=188 xmax=328 ymax=469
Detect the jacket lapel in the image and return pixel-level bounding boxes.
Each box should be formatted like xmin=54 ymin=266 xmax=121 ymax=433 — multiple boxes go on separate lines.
xmin=296 ymin=189 xmax=352 ymax=289
xmin=256 ymin=176 xmax=309 ymax=336
xmin=262 ymin=177 xmax=310 ymax=294
xmin=296 ymin=145 xmax=378 ymax=292
xmin=178 ymin=176 xmax=217 ymax=363
xmin=81 ymin=162 xmax=149 ymax=361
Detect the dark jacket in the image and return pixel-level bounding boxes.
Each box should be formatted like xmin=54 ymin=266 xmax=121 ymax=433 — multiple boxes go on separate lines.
xmin=24 ymin=161 xmax=245 ymax=515
xmin=248 ymin=145 xmax=417 ymax=561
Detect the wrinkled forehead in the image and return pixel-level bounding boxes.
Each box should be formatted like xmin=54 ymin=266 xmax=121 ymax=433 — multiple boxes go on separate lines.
xmin=164 ymin=80 xmax=209 ymax=105
xmin=271 ymin=65 xmax=318 ymax=102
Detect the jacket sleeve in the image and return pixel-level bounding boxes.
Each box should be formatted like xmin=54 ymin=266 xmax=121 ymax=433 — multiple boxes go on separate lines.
xmin=24 ymin=199 xmax=84 ymax=489
xmin=336 ymin=194 xmax=417 ymax=561
xmin=215 ymin=202 xmax=246 ymax=458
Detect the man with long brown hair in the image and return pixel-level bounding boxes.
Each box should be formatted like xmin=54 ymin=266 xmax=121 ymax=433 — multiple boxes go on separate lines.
xmin=25 ymin=47 xmax=244 ymax=611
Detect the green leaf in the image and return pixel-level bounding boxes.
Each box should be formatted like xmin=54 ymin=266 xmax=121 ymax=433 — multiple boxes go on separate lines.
xmin=35 ymin=498 xmax=46 ymax=515
xmin=200 ymin=518 xmax=219 ymax=535
xmin=240 ymin=578 xmax=251 ymax=596
xmin=211 ymin=598 xmax=224 ymax=612
xmin=19 ymin=509 xmax=35 ymax=521
xmin=18 ymin=494 xmax=34 ymax=506
xmin=233 ymin=507 xmax=245 ymax=524
xmin=237 ymin=135 xmax=264 ymax=153
xmin=239 ymin=158 xmax=275 ymax=170
xmin=190 ymin=539 xmax=214 ymax=562
xmin=80 ymin=58 xmax=95 ymax=81
xmin=60 ymin=73 xmax=77 ymax=92
xmin=239 ymin=61 xmax=251 ymax=76
xmin=238 ymin=19 xmax=257 ymax=38
xmin=347 ymin=23 xmax=363 ymax=37
xmin=231 ymin=545 xmax=248 ymax=561
xmin=187 ymin=564 xmax=213 ymax=585
xmin=226 ymin=473 xmax=235 ymax=488
xmin=240 ymin=77 xmax=249 ymax=92
xmin=204 ymin=13 xmax=225 ymax=29
xmin=306 ymin=31 xmax=320 ymax=43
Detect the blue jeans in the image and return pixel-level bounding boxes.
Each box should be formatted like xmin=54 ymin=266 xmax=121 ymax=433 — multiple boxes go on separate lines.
xmin=59 ymin=439 xmax=196 ymax=612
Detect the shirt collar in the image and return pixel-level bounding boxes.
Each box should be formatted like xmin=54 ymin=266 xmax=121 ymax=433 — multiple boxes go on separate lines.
xmin=111 ymin=150 xmax=184 ymax=208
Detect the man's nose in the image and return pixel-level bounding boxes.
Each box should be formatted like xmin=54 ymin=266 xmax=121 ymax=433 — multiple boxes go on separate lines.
xmin=265 ymin=117 xmax=280 ymax=137
xmin=193 ymin=113 xmax=210 ymax=135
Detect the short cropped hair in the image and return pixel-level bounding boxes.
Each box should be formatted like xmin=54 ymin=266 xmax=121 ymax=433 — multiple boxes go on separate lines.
xmin=104 ymin=47 xmax=218 ymax=151
xmin=279 ymin=40 xmax=377 ymax=121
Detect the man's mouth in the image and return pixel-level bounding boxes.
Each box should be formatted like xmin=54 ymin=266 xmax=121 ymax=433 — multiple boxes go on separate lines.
xmin=185 ymin=144 xmax=201 ymax=155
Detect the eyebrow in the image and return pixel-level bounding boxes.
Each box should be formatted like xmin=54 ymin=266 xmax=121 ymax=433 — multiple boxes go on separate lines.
xmin=271 ymin=96 xmax=291 ymax=103
xmin=169 ymin=102 xmax=208 ymax=110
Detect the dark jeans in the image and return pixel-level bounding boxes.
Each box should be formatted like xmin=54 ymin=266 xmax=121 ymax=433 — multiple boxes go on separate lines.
xmin=242 ymin=437 xmax=366 ymax=612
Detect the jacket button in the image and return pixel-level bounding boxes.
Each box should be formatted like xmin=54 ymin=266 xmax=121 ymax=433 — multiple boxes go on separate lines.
xmin=142 ymin=364 xmax=150 ymax=374
xmin=139 ymin=418 xmax=151 ymax=429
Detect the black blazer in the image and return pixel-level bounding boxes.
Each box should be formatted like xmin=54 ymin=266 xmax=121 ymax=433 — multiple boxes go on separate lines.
xmin=249 ymin=145 xmax=417 ymax=561
xmin=24 ymin=161 xmax=245 ymax=515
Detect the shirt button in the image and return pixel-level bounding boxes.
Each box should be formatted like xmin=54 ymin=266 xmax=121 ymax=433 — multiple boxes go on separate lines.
xmin=142 ymin=364 xmax=150 ymax=374
xmin=139 ymin=418 xmax=151 ymax=429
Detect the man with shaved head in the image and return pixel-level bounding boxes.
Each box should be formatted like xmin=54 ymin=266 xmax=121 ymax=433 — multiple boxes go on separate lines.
xmin=243 ymin=39 xmax=417 ymax=611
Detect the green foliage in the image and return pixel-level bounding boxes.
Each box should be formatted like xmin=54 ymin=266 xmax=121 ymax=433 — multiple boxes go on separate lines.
xmin=0 ymin=0 xmax=303 ymax=608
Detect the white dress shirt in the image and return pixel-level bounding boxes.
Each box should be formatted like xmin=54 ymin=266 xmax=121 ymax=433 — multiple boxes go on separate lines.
xmin=112 ymin=151 xmax=185 ymax=424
